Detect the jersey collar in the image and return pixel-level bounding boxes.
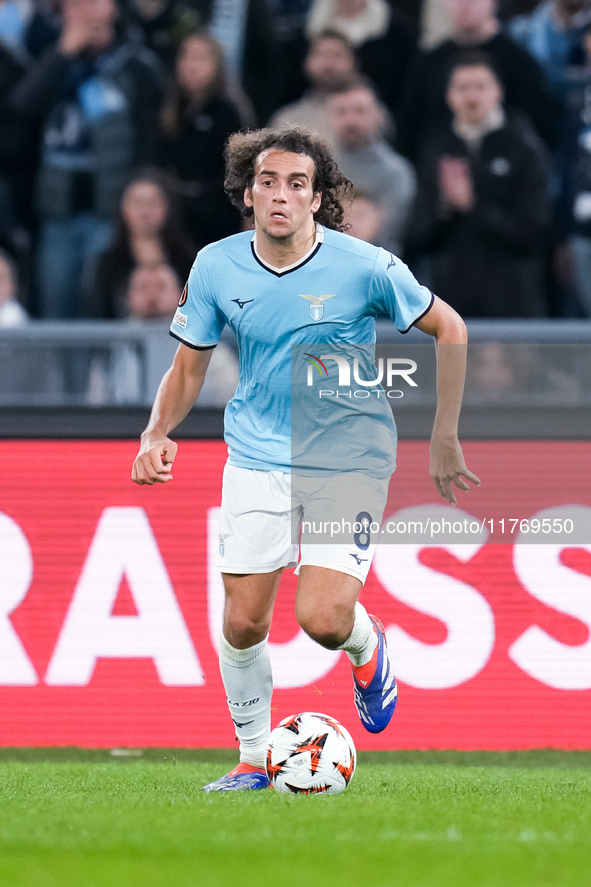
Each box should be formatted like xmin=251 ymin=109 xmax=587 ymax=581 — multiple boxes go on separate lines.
xmin=251 ymin=224 xmax=324 ymax=277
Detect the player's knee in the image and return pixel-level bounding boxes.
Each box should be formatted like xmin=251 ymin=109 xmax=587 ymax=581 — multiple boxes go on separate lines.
xmin=296 ymin=605 xmax=348 ymax=650
xmin=224 ymin=611 xmax=271 ymax=648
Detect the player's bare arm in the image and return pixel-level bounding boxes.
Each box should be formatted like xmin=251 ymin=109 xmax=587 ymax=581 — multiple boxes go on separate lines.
xmin=415 ymin=296 xmax=481 ymax=506
xmin=132 ymin=344 xmax=214 ymax=485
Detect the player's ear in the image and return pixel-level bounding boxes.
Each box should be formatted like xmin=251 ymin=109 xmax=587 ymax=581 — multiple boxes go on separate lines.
xmin=244 ymin=187 xmax=253 ymax=208
xmin=312 ymin=191 xmax=322 ymax=213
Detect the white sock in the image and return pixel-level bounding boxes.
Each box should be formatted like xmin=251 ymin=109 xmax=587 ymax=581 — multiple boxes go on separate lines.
xmin=337 ymin=602 xmax=377 ymax=667
xmin=219 ymin=633 xmax=273 ymax=769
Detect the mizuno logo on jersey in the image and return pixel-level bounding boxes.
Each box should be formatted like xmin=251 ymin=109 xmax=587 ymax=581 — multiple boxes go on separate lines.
xmin=298 ymin=293 xmax=336 ymax=321
xmin=349 ymin=553 xmax=368 ymax=565
xmin=232 ymin=298 xmax=254 ymax=309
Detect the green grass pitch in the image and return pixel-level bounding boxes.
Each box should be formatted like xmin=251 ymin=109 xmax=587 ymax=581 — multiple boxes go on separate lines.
xmin=0 ymin=749 xmax=589 ymax=887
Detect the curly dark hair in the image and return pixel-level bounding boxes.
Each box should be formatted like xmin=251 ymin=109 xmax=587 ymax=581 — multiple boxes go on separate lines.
xmin=223 ymin=128 xmax=353 ymax=231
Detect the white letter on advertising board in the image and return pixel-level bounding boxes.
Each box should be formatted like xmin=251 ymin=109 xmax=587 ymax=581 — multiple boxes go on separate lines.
xmin=45 ymin=507 xmax=203 ymax=686
xmin=509 ymin=506 xmax=591 ymax=689
xmin=207 ymin=508 xmax=340 ymax=687
xmin=0 ymin=513 xmax=38 ymax=684
xmin=372 ymin=505 xmax=493 ymax=689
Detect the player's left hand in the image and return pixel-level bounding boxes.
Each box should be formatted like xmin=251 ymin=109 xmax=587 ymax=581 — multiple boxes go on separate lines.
xmin=429 ymin=435 xmax=481 ymax=507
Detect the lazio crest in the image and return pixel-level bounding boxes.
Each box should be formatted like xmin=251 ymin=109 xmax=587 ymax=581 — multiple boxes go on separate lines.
xmin=298 ymin=293 xmax=336 ymax=321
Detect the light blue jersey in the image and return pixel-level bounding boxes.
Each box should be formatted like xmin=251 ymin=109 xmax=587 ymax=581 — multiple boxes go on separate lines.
xmin=170 ymin=227 xmax=433 ymax=476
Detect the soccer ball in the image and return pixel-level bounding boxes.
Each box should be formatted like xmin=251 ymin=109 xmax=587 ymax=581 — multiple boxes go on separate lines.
xmin=266 ymin=711 xmax=356 ymax=794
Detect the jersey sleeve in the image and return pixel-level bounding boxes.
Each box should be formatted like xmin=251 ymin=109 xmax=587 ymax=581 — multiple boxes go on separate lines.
xmin=169 ymin=252 xmax=226 ymax=349
xmin=368 ymin=248 xmax=434 ymax=333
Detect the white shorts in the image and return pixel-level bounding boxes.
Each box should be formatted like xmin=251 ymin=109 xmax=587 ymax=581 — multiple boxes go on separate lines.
xmin=216 ymin=463 xmax=389 ymax=584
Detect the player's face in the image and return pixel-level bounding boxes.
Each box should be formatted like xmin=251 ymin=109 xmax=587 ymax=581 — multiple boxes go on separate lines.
xmin=244 ymin=151 xmax=322 ymax=241
xmin=447 ymin=65 xmax=502 ymax=126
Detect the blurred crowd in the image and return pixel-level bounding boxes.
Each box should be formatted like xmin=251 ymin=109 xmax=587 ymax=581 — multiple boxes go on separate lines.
xmin=2 ymin=0 xmax=591 ymax=327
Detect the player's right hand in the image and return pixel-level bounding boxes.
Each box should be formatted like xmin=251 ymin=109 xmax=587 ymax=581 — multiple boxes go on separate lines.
xmin=131 ymin=438 xmax=178 ymax=485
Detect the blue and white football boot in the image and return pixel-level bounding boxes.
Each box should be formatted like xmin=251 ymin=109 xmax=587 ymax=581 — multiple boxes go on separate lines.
xmin=352 ymin=615 xmax=398 ymax=733
xmin=202 ymin=762 xmax=270 ymax=793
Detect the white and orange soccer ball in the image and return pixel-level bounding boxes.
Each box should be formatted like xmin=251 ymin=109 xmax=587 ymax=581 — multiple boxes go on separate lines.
xmin=266 ymin=712 xmax=357 ymax=794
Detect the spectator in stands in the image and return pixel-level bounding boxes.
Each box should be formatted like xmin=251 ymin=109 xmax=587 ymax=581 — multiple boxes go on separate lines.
xmin=328 ymin=80 xmax=415 ymax=254
xmin=124 ymin=0 xmax=205 ymax=69
xmin=0 ymin=39 xmax=35 ymax=281
xmin=0 ymin=247 xmax=27 ymax=326
xmin=126 ymin=263 xmax=182 ymax=319
xmin=9 ymin=0 xmax=164 ymax=319
xmin=509 ymin=2 xmax=591 ymax=315
xmin=268 ymin=29 xmax=359 ymax=143
xmin=267 ymin=0 xmax=314 ymax=113
xmin=509 ymin=0 xmax=591 ymax=95
xmin=397 ymin=0 xmax=560 ymax=162
xmin=563 ymin=20 xmax=591 ymax=315
xmin=207 ymin=0 xmax=277 ymax=124
xmin=157 ymin=30 xmax=244 ymax=247
xmin=407 ymin=52 xmax=551 ymax=318
xmin=85 ymin=168 xmax=195 ymax=318
xmin=127 ymin=0 xmax=277 ymax=123
xmin=306 ymin=0 xmax=417 ymax=116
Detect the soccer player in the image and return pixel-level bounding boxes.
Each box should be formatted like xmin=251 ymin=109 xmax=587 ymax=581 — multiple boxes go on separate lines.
xmin=132 ymin=128 xmax=480 ymax=792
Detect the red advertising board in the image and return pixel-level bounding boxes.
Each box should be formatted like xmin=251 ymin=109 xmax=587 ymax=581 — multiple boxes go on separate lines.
xmin=1 ymin=440 xmax=590 ymax=750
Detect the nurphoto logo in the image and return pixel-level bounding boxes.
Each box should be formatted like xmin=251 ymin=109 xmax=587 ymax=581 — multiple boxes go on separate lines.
xmin=303 ymin=353 xmax=418 ymax=399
